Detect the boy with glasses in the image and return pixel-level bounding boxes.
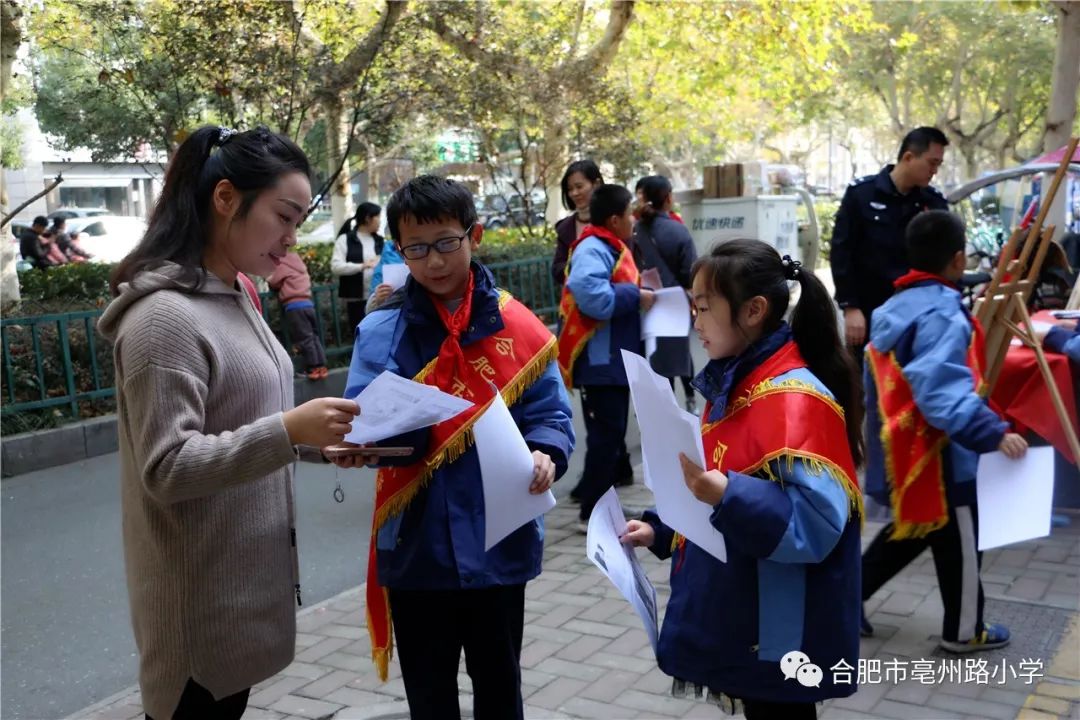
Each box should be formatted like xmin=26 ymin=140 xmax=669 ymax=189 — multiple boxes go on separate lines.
xmin=333 ymin=175 xmax=575 ymax=719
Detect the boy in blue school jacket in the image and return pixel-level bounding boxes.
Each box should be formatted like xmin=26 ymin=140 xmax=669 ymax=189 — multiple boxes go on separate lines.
xmin=332 ymin=176 xmax=575 ymax=720
xmin=557 ymin=184 xmax=655 ymax=528
xmin=862 ymin=210 xmax=1027 ymax=652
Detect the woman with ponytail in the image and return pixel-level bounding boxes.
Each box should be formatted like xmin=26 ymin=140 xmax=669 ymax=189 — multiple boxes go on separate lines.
xmin=622 ymin=239 xmax=864 ymax=719
xmin=99 ymin=126 xmax=360 ymax=719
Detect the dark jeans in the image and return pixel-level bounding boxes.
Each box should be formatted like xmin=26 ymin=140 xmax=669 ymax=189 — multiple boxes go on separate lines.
xmin=743 ymin=699 xmax=817 ymax=719
xmin=577 ymin=384 xmax=631 ymax=521
xmin=285 ymin=306 xmax=326 ymax=370
xmin=862 ymin=502 xmax=985 ymax=642
xmin=390 ymin=584 xmax=526 ymax=720
xmin=146 ymin=678 xmax=249 ymax=720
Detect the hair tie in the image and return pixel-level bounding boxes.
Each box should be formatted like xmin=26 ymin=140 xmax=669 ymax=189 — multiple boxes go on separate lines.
xmin=215 ymin=126 xmax=236 ymax=147
xmin=781 ymin=254 xmax=802 ymax=280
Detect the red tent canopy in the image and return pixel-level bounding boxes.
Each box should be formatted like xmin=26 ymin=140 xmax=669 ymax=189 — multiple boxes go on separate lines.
xmin=1029 ymin=143 xmax=1080 ymax=165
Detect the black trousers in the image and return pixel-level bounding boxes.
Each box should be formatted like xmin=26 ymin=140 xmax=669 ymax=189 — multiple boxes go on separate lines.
xmin=345 ymin=299 xmax=366 ymax=338
xmin=285 ymin=307 xmax=326 ymax=370
xmin=390 ymin=584 xmax=526 ymax=720
xmin=743 ymin=699 xmax=816 ymax=720
xmin=577 ymin=385 xmax=631 ymax=521
xmin=146 ymin=678 xmax=249 ymax=720
xmin=862 ymin=502 xmax=985 ymax=642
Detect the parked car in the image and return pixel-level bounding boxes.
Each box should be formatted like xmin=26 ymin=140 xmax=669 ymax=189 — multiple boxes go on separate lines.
xmin=476 ymin=192 xmax=546 ymax=229
xmin=67 ymin=215 xmax=147 ymax=263
xmin=47 ymin=207 xmax=110 ymax=221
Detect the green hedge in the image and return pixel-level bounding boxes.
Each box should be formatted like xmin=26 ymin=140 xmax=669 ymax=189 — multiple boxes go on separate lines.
xmin=16 ymin=226 xmax=557 ymax=313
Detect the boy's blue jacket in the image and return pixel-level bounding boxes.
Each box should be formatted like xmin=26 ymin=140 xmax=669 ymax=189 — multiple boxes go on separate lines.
xmin=345 ymin=262 xmax=575 ymax=590
xmin=564 ymin=235 xmax=642 ymax=386
xmin=864 ymin=280 xmax=1007 ymax=507
xmin=644 ymin=325 xmax=861 ymax=704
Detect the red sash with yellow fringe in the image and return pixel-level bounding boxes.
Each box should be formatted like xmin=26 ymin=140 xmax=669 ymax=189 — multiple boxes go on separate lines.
xmin=699 ymin=341 xmax=862 ymax=516
xmin=866 ymin=272 xmax=988 ymax=540
xmin=556 ymin=225 xmax=640 ymax=388
xmin=365 ymin=289 xmax=556 ymax=680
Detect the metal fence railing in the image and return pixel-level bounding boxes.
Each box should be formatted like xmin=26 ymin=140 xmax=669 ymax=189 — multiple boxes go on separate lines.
xmin=1 ymin=256 xmax=559 ymax=425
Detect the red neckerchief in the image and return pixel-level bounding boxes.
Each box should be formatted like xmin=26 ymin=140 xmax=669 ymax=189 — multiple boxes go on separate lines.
xmin=427 ymin=270 xmax=477 ymax=393
xmin=894 ymin=270 xmax=958 ymax=291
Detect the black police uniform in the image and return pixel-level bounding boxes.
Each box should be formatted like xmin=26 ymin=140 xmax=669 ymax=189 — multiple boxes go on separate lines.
xmin=830 ymin=165 xmax=948 ymax=327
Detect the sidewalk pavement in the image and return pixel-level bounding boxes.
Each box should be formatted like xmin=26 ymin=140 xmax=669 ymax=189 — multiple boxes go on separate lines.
xmin=71 ymin=477 xmax=1080 ymax=720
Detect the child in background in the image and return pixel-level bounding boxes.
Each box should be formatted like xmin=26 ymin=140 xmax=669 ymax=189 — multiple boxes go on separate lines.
xmin=266 ymin=250 xmax=328 ymax=380
xmin=861 ymin=210 xmax=1027 ymax=652
xmin=330 ymin=175 xmax=574 ymax=720
xmin=365 ymin=240 xmax=405 ymax=313
xmin=623 ymin=239 xmax=864 ymax=720
xmin=558 ymin=184 xmax=655 ymax=529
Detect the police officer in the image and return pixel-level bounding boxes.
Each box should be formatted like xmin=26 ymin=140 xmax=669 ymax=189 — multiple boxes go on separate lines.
xmin=831 ymin=127 xmax=949 ymax=363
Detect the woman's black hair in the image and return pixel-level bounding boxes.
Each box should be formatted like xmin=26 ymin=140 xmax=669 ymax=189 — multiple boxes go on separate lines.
xmin=637 ymin=175 xmax=673 ymax=225
xmin=560 ymin=159 xmax=603 ymax=212
xmin=691 ymin=239 xmax=865 ymax=467
xmin=338 ymin=201 xmax=383 ymax=238
xmin=111 ymin=125 xmax=311 ymax=295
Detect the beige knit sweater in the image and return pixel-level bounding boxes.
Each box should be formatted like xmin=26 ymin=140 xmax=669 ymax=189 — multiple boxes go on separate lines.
xmin=99 ymin=263 xmax=300 ymax=718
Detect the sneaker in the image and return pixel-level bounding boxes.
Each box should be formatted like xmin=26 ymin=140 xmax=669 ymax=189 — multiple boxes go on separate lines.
xmin=575 ymin=519 xmax=589 ymax=535
xmin=307 ymin=366 xmax=329 ymax=381
xmin=860 ymin=609 xmax=874 ymax=638
xmin=685 ymin=397 xmax=698 ymax=415
xmin=939 ymin=623 xmax=1010 ymax=653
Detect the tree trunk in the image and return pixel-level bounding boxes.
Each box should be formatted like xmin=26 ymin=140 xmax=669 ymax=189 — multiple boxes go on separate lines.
xmin=324 ymin=99 xmax=353 ymax=236
xmin=1 ymin=0 xmax=24 ymax=310
xmin=542 ymin=116 xmax=569 ymax=223
xmin=1044 ymin=0 xmax=1080 ymax=153
xmin=1043 ymin=0 xmax=1080 ymax=240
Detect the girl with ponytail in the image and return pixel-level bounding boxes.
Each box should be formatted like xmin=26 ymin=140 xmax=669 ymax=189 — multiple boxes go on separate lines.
xmin=622 ymin=238 xmax=864 ymax=718
xmin=99 ymin=126 xmax=360 ymax=719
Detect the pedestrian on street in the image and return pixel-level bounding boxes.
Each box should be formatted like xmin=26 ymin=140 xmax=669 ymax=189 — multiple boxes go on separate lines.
xmin=266 ymin=249 xmax=329 ymax=381
xmin=332 ymin=201 xmax=383 ymax=335
xmin=551 ymin=159 xmax=604 ymax=287
xmin=98 ymin=125 xmax=359 ymax=720
xmin=623 ymin=239 xmax=865 ymax=720
xmin=830 ymin=126 xmax=949 ymax=368
xmin=18 ymin=216 xmax=58 ymax=269
xmin=49 ymin=217 xmax=92 ymax=262
xmin=633 ymin=175 xmax=698 ymax=413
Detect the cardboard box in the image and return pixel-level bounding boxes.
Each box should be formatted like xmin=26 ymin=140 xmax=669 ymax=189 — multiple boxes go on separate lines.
xmin=703 ymin=165 xmax=721 ymax=198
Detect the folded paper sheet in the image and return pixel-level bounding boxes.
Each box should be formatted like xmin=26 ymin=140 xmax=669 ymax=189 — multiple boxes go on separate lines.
xmin=475 ymin=390 xmax=556 ymax=550
xmin=622 ymin=350 xmax=727 ymax=562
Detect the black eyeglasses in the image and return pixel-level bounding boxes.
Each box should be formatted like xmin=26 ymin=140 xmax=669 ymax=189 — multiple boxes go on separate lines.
xmin=400 ymin=224 xmax=473 ymax=260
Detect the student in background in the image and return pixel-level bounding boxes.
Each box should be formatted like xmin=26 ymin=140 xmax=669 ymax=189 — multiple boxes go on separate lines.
xmin=365 ymin=240 xmax=406 ymax=313
xmin=861 ymin=210 xmax=1026 ymax=652
xmin=558 ymin=184 xmax=655 ymax=529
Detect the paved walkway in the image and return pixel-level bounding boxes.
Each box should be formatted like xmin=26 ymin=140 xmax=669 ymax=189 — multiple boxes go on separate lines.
xmin=71 ymin=480 xmax=1080 ymax=720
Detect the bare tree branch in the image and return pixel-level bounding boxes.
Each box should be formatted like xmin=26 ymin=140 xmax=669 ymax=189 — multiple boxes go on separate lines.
xmin=2 ymin=175 xmax=63 ymax=227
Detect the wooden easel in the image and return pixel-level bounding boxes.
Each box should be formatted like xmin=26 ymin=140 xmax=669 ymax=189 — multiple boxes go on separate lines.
xmin=975 ymin=136 xmax=1080 ymax=462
